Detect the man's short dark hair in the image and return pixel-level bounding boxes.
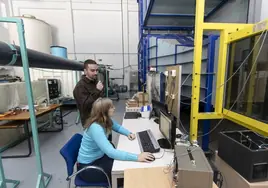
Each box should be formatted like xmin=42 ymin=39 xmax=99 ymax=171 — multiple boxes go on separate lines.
xmin=84 ymin=59 xmax=97 ymax=69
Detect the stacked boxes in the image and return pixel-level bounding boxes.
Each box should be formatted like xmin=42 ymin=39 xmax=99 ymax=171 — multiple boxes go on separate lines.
xmin=126 ymin=99 xmax=139 ymax=108
xmin=135 ymin=92 xmax=149 ymax=107
xmin=126 ymin=92 xmax=149 ymax=110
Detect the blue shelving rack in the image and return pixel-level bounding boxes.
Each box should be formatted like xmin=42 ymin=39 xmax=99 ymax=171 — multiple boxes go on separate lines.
xmin=137 ymin=0 xmax=226 ymax=150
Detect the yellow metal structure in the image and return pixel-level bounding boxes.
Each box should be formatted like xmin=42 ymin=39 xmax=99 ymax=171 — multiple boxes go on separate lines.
xmin=190 ymin=0 xmax=268 ymax=141
xmin=190 ymin=0 xmax=206 ymax=140
xmin=223 ymin=110 xmax=268 ymax=136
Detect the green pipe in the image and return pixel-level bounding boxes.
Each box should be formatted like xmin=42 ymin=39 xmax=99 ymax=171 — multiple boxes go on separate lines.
xmin=5 ymin=179 xmax=20 ymax=188
xmin=0 ymin=154 xmax=7 ymax=188
xmin=16 ymin=18 xmax=49 ymax=188
xmin=0 ymin=16 xmax=21 ymax=188
xmin=0 ymin=17 xmax=51 ymax=188
xmin=0 ymin=156 xmax=20 ymax=188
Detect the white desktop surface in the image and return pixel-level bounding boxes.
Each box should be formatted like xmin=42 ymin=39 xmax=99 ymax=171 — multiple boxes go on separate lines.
xmin=112 ymin=118 xmax=174 ymax=175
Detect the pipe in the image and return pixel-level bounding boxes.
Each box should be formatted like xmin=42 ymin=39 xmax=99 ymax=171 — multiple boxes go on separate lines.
xmin=0 ymin=41 xmax=83 ymax=71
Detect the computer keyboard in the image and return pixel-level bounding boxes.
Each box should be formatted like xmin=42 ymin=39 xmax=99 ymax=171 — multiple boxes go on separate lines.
xmin=124 ymin=112 xmax=141 ymax=119
xmin=137 ymin=129 xmax=160 ymax=153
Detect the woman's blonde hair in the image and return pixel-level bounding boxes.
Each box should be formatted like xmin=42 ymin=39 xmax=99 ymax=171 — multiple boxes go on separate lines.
xmin=84 ymin=98 xmax=114 ymax=130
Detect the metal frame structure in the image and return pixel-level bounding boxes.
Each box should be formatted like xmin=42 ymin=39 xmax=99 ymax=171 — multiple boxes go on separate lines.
xmin=142 ymin=0 xmax=228 ymax=30
xmin=138 ymin=34 xmax=195 ymax=89
xmin=0 ymin=17 xmax=51 ymax=188
xmin=190 ymin=0 xmax=268 ymax=142
xmin=138 ymin=0 xmax=223 ymax=149
xmin=138 ymin=29 xmax=219 ymax=150
xmin=0 ymin=155 xmax=20 ymax=188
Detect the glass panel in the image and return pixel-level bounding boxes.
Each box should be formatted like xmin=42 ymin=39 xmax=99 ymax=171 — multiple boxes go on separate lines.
xmin=225 ymin=32 xmax=268 ymax=123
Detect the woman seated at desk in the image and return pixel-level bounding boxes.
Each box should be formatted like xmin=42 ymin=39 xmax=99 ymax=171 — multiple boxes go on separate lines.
xmin=77 ymin=98 xmax=154 ymax=184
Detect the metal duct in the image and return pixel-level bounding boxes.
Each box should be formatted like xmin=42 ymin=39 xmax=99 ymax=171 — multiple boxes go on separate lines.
xmin=0 ymin=41 xmax=83 ymax=71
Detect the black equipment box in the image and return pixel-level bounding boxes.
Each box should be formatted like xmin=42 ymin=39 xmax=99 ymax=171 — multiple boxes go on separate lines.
xmin=47 ymin=79 xmax=60 ymax=99
xmin=218 ymin=130 xmax=268 ymax=182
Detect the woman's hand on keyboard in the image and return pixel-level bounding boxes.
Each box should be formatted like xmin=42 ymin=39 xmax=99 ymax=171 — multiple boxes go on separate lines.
xmin=128 ymin=133 xmax=136 ymax=141
xmin=138 ymin=152 xmax=155 ymax=162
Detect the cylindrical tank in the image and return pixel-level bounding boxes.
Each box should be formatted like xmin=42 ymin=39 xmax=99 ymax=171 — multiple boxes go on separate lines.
xmin=50 ymin=46 xmax=67 ymax=58
xmin=8 ymin=14 xmax=52 ymax=54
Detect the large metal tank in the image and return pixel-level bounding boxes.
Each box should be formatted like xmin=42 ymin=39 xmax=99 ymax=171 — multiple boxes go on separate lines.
xmin=8 ymin=14 xmax=52 ymax=54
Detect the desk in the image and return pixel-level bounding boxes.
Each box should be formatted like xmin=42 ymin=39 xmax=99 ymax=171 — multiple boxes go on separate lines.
xmin=124 ymin=167 xmax=219 ymax=188
xmin=0 ymin=104 xmax=63 ymax=158
xmin=112 ymin=118 xmax=175 ymax=188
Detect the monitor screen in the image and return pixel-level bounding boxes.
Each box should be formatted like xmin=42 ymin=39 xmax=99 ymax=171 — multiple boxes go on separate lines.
xmin=159 ymin=111 xmax=172 ymax=141
xmin=152 ymin=99 xmax=168 ymax=118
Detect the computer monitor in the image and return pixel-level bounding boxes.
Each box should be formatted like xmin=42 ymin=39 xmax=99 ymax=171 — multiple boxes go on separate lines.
xmin=158 ymin=110 xmax=176 ymax=149
xmin=152 ymin=99 xmax=169 ymax=118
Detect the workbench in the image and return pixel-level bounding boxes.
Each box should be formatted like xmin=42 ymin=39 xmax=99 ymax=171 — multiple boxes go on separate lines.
xmin=0 ymin=104 xmax=63 ymax=158
xmin=112 ymin=118 xmax=181 ymax=188
xmin=124 ymin=167 xmax=219 ymax=188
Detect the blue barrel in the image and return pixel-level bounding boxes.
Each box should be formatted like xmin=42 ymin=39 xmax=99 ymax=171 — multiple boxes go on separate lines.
xmin=50 ymin=46 xmax=67 ymax=58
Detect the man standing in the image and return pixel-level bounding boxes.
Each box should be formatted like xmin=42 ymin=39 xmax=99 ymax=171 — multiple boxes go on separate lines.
xmin=73 ymin=59 xmax=104 ymax=127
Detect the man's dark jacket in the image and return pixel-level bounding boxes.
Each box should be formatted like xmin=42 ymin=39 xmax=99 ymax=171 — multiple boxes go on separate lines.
xmin=73 ymin=75 xmax=103 ymax=127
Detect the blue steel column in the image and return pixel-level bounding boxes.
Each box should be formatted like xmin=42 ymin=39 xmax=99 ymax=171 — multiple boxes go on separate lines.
xmin=147 ymin=36 xmax=150 ymax=70
xmin=138 ymin=46 xmax=141 ymax=91
xmin=138 ymin=0 xmax=143 ymax=91
xmin=202 ymin=35 xmax=218 ymax=151
xmin=175 ymin=45 xmax=179 ymax=65
xmin=156 ymin=37 xmax=159 ymax=71
xmin=143 ymin=37 xmax=148 ymax=90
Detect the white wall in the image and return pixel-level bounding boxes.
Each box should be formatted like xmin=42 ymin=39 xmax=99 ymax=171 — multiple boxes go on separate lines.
xmin=9 ymin=0 xmax=138 ymax=95
xmin=0 ymin=0 xmax=14 ymax=76
xmin=247 ymin=0 xmax=268 ymax=23
xmin=0 ymin=0 xmax=9 ymax=42
xmin=260 ymin=0 xmax=268 ymax=20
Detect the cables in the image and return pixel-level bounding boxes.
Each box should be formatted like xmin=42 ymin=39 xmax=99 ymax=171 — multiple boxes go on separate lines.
xmin=216 ymin=171 xmax=224 ymax=188
xmin=163 ymin=157 xmax=175 ymax=174
xmin=196 ymin=30 xmax=267 ymax=138
xmin=179 ymin=119 xmax=189 ymax=134
xmin=178 ymin=29 xmax=267 ymax=107
xmin=254 ymin=132 xmax=268 ymax=139
xmin=177 ymin=30 xmax=267 ymax=139
xmin=181 ymin=73 xmax=192 ymax=86
xmin=154 ymin=149 xmax=166 ymax=159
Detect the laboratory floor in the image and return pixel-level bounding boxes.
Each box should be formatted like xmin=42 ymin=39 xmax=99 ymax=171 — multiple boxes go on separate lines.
xmin=2 ymin=100 xmax=126 ymax=188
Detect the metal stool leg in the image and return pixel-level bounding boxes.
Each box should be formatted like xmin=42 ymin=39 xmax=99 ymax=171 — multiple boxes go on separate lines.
xmin=75 ymin=111 xmax=80 ymax=125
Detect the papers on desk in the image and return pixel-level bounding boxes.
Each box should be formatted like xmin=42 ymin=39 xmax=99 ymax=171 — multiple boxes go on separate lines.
xmin=20 ymin=105 xmax=39 ymax=111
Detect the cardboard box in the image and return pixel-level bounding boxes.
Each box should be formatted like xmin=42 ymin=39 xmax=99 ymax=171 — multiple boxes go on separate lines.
xmin=215 ymin=153 xmax=268 ymax=188
xmin=126 ymin=99 xmax=139 ymax=108
xmin=139 ymin=102 xmax=149 ymax=107
xmin=135 ymin=92 xmax=149 ymax=103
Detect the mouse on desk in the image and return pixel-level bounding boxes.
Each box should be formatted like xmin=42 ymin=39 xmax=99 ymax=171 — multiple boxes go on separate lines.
xmin=144 ymin=153 xmax=155 ymax=162
xmin=148 ymin=155 xmax=155 ymax=162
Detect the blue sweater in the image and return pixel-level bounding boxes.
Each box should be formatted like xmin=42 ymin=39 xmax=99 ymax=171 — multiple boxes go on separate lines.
xmin=77 ymin=120 xmax=139 ymax=164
